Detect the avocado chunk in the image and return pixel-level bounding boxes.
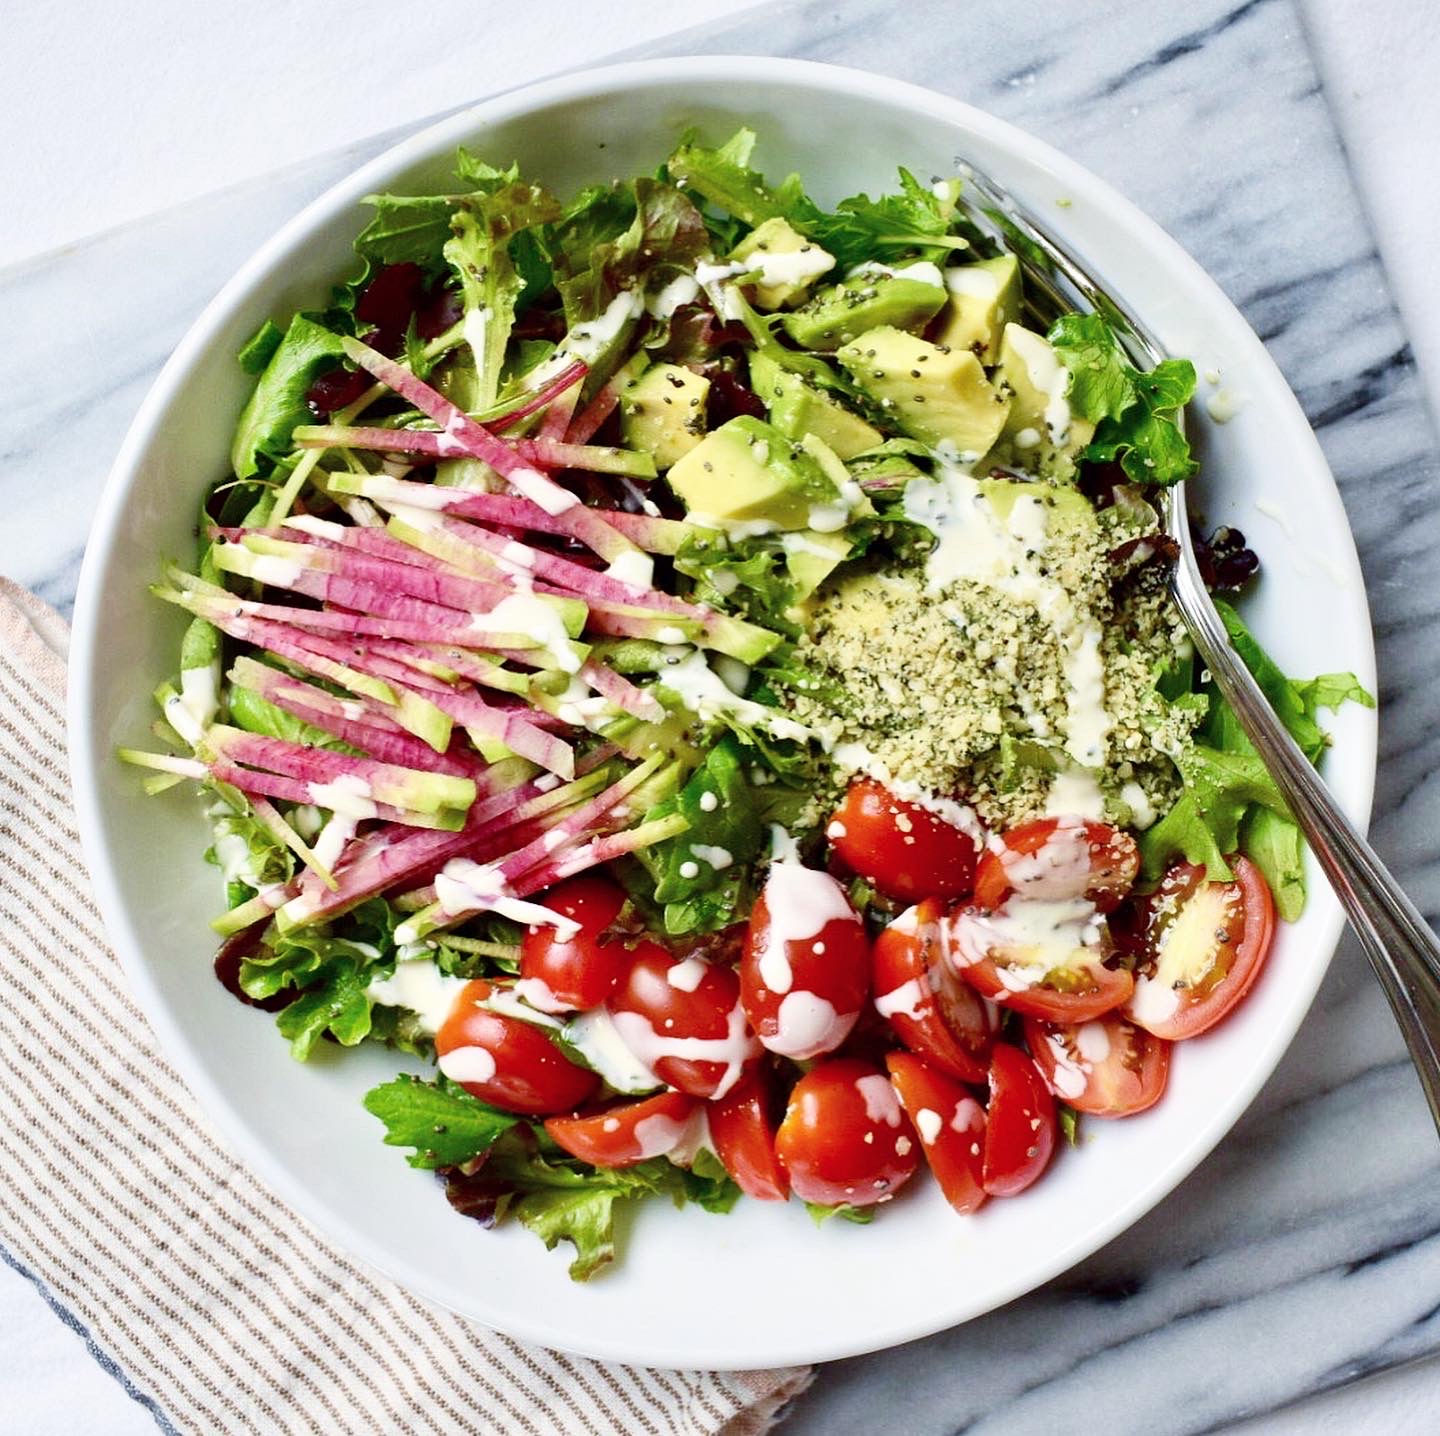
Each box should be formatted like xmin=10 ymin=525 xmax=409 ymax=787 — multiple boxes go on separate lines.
xmin=780 ymin=529 xmax=853 ymax=599
xmin=619 ymin=363 xmax=711 ymax=471
xmin=781 ymin=273 xmax=946 ymax=350
xmin=749 ymin=350 xmax=882 ymax=459
xmin=994 ymin=323 xmax=1095 ymax=476
xmin=836 ymin=326 xmax=1011 ymax=458
xmin=666 ymin=416 xmax=841 ymax=531
xmin=933 ymin=254 xmax=1022 ymax=364
xmin=978 ymin=475 xmax=1096 ymax=536
xmin=730 ymin=218 xmax=835 ymax=310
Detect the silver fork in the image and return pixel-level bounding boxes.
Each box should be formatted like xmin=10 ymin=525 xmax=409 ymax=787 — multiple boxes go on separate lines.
xmin=958 ymin=163 xmax=1440 ymax=1133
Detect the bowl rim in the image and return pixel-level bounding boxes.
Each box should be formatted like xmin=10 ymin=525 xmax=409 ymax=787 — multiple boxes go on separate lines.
xmin=68 ymin=53 xmax=1377 ymax=1368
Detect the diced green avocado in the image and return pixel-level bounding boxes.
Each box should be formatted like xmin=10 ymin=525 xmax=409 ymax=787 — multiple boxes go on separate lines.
xmin=619 ymin=363 xmax=710 ymax=471
xmin=836 ymin=326 xmax=1011 ymax=458
xmin=978 ymin=476 xmax=1096 ymax=536
xmin=781 ymin=274 xmax=946 ymax=350
xmin=666 ymin=416 xmax=841 ymax=531
xmin=994 ymin=323 xmax=1095 ymax=477
xmin=780 ymin=529 xmax=852 ymax=599
xmin=730 ymin=218 xmax=835 ymax=310
xmin=749 ymin=350 xmax=882 ymax=459
xmin=933 ymin=254 xmax=1022 ymax=364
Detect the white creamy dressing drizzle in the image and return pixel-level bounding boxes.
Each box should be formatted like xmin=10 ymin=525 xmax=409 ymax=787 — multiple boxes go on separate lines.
xmin=748 ymin=243 xmax=836 ymax=293
xmin=644 ymin=274 xmax=701 ymax=320
xmin=692 ymin=258 xmax=748 ymax=321
xmin=178 ymin=665 xmax=219 ymax=732
xmin=873 ymin=977 xmax=927 ymax=1021
xmin=562 ymin=291 xmax=643 ymax=368
xmin=665 ymin=957 xmax=708 ymax=992
xmin=855 ymin=1074 xmax=904 ymax=1128
xmin=1128 ymin=975 xmax=1181 ymax=1026
xmin=903 ymin=461 xmax=1112 ymax=801
xmin=1120 ymin=780 xmax=1157 ymax=829
xmin=998 ymin=819 xmax=1093 ymax=898
xmin=425 ymin=858 xmax=583 ymax=938
xmin=248 ymin=553 xmax=305 ymax=588
xmin=438 ymin=1046 xmax=496 ymax=1085
xmin=603 ymin=549 xmax=657 ymax=590
xmin=767 ymin=990 xmax=851 ymax=1060
xmin=662 ymin=1108 xmax=715 ymax=1169
xmin=311 ymin=813 xmax=357 ymax=871
xmin=461 ymin=305 xmax=490 ymax=374
xmin=469 ymin=591 xmax=582 ymax=673
xmin=689 ymin=844 xmax=734 ymax=872
xmin=828 ymin=741 xmax=986 ymax=844
xmin=1003 ymin=324 xmax=1074 ymax=443
xmin=756 ymin=862 xmax=858 ymax=995
xmin=1204 ymin=387 xmax=1246 ymax=424
xmin=212 ymin=828 xmax=264 ymax=887
xmin=1044 ymin=1031 xmax=1089 ymax=1099
xmin=163 ymin=691 xmax=207 ymax=747
xmin=632 ymin=1111 xmax=694 ymax=1160
xmin=943 ymin=264 xmax=1002 ymax=300
xmin=948 ymin=896 xmax=1104 ymax=990
xmin=563 ymin=1008 xmax=662 ymax=1093
xmin=364 ymin=959 xmax=469 ymax=1034
xmin=915 ymin=1106 xmax=944 ymax=1144
xmin=848 ymin=259 xmax=945 ymax=289
xmin=307 ymin=772 xmax=379 ymax=819
xmin=512 ymin=976 xmax=571 ymax=1014
xmin=658 ymin=648 xmax=812 ymax=743
xmin=607 ymin=999 xmax=758 ymax=1101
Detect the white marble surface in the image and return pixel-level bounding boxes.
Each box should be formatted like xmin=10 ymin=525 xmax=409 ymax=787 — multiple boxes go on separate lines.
xmin=4 ymin=0 xmax=1440 ymax=1431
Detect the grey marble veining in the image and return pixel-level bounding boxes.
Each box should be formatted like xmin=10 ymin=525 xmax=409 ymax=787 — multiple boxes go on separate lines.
xmin=3 ymin=0 xmax=1440 ymax=1429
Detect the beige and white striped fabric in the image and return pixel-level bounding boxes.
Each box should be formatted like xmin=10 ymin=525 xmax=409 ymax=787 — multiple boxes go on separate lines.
xmin=0 ymin=579 xmax=811 ymax=1435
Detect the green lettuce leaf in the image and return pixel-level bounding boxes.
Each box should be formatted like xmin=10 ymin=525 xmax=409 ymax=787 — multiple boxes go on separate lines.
xmin=354 ymin=193 xmax=455 ymax=273
xmin=227 ymin=684 xmax=355 ymax=752
xmin=803 ymin=1201 xmax=876 ymax=1227
xmin=230 ymin=314 xmax=346 ymax=479
xmin=1048 ymin=312 xmax=1197 ymax=484
xmin=1142 ymin=601 xmax=1373 ymax=917
xmin=444 ymin=178 xmax=563 ymax=409
xmin=237 ymin=319 xmax=284 ymax=375
xmin=449 ymin=1133 xmax=718 ymax=1281
xmin=363 ymin=1075 xmax=518 ymax=1169
xmin=666 ymin=126 xmax=809 ymax=232
xmin=553 ymin=178 xmax=708 ymax=329
xmin=805 ymin=166 xmax=969 ymax=270
xmin=274 ymin=958 xmax=373 ymax=1059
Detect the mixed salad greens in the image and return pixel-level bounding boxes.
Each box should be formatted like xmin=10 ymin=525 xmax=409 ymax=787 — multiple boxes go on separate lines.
xmin=124 ymin=129 xmax=1372 ymax=1280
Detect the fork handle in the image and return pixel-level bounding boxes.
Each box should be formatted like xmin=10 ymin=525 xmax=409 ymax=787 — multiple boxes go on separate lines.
xmin=1171 ymin=561 xmax=1440 ymax=1128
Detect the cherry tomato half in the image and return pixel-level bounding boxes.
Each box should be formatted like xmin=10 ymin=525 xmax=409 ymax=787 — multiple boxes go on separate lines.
xmin=1123 ymin=856 xmax=1276 ymax=1040
xmin=827 ymin=777 xmax=981 ymax=903
xmin=740 ymin=866 xmax=869 ymax=1060
xmin=981 ymin=1042 xmax=1056 ymax=1198
xmin=544 ymin=1090 xmax=698 ymax=1168
xmin=519 ymin=875 xmax=629 ymax=1011
xmin=950 ymin=906 xmax=1134 ymax=1024
xmin=973 ymin=818 xmax=1139 ymax=914
xmin=1023 ymin=1013 xmax=1170 ymax=1116
xmin=872 ymin=899 xmax=994 ymax=1083
xmin=436 ymin=979 xmax=600 ymax=1115
xmin=608 ymin=945 xmax=759 ymax=1099
xmin=774 ymin=1057 xmax=920 ymax=1208
xmin=885 ymin=1051 xmax=987 ymax=1215
xmin=708 ymin=1067 xmax=789 ymax=1201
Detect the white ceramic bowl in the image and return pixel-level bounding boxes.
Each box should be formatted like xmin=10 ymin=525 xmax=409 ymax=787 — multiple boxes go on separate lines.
xmin=70 ymin=57 xmax=1377 ymax=1369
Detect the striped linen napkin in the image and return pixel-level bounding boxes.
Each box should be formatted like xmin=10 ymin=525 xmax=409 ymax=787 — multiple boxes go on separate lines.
xmin=0 ymin=577 xmax=811 ymax=1435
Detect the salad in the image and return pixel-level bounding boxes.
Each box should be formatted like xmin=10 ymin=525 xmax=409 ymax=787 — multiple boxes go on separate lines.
xmin=123 ymin=128 xmax=1371 ymax=1280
